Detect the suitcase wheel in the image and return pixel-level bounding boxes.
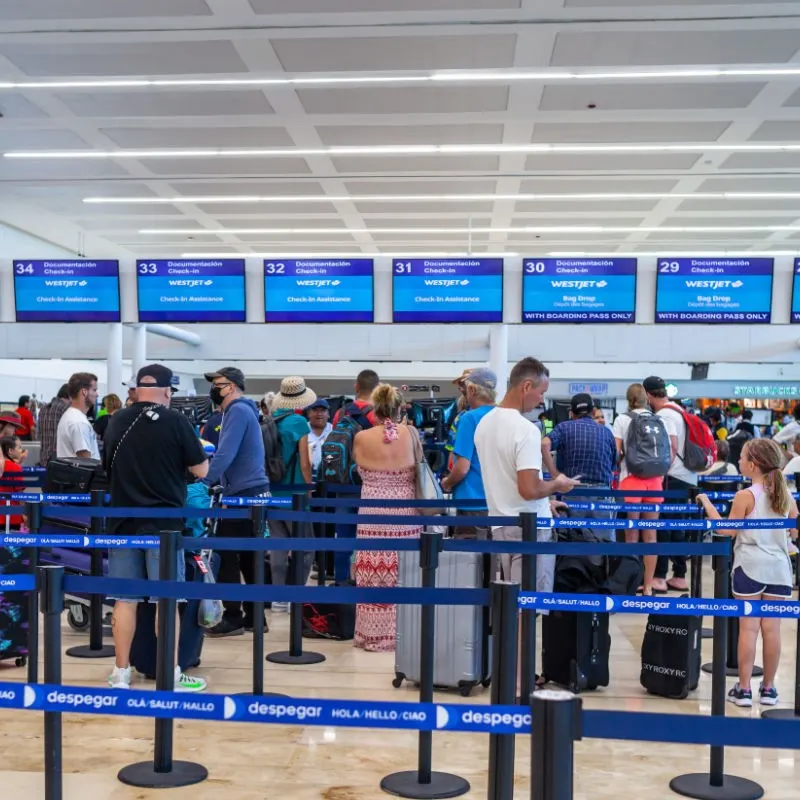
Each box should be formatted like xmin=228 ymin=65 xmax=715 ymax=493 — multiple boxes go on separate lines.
xmin=458 ymin=681 xmax=476 ymax=698
xmin=66 ymin=604 xmax=90 ymax=632
xmin=15 ymin=657 xmax=26 ymax=668
xmin=392 ymin=673 xmax=405 ymax=689
xmin=481 ymin=678 xmax=491 ymax=688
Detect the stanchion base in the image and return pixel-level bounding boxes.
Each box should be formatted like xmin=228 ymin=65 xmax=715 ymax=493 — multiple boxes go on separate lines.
xmin=761 ymin=707 xmax=800 ymax=720
xmin=235 ymin=691 xmax=291 ymax=698
xmin=266 ymin=650 xmax=326 ymax=665
xmin=701 ymin=663 xmax=763 ymax=677
xmin=65 ymin=644 xmax=115 ymax=659
xmin=380 ymin=770 xmax=470 ymax=799
xmin=701 ymin=627 xmax=713 ymax=639
xmin=670 ymin=773 xmax=763 ymax=800
xmin=118 ymin=760 xmax=208 ymax=788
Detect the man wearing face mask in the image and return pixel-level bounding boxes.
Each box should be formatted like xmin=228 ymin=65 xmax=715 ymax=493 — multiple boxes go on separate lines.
xmin=56 ymin=372 xmax=100 ymax=459
xmin=203 ymin=367 xmax=269 ymax=638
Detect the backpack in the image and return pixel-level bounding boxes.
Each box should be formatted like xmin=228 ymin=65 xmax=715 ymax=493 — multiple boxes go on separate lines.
xmin=726 ymin=428 xmax=753 ymax=467
xmin=665 ymin=403 xmax=717 ymax=472
xmin=261 ymin=411 xmax=297 ymax=484
xmin=320 ymin=403 xmax=373 ymax=485
xmin=623 ymin=411 xmax=671 ymax=479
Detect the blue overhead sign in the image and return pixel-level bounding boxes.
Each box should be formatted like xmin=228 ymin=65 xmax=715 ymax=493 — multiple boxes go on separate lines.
xmin=13 ymin=260 xmax=120 ymax=322
xmin=655 ymin=257 xmax=774 ymax=323
xmin=137 ymin=259 xmax=246 ymax=322
xmin=392 ymin=258 xmax=503 ymax=323
xmin=522 ymin=258 xmax=636 ymax=323
xmin=791 ymin=258 xmax=800 ymax=323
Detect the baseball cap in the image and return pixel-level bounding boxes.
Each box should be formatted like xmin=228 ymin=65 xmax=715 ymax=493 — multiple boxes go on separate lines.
xmin=571 ymin=393 xmax=593 ymax=415
xmin=307 ymin=398 xmax=330 ymax=410
xmin=136 ymin=364 xmax=178 ymax=393
xmin=642 ymin=376 xmax=666 ymax=394
xmin=463 ymin=367 xmax=497 ymax=391
xmin=204 ymin=366 xmax=246 ymax=391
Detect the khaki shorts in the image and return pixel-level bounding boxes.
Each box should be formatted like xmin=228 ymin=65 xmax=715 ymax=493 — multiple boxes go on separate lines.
xmin=492 ymin=525 xmax=555 ymax=595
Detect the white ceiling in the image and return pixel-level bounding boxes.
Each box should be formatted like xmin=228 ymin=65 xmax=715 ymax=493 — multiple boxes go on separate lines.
xmin=1 ymin=0 xmax=800 ymax=257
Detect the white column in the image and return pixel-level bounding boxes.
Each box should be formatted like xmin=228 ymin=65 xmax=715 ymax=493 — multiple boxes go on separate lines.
xmin=489 ymin=324 xmax=509 ymax=401
xmin=132 ymin=323 xmax=147 ymax=376
xmin=106 ymin=322 xmax=123 ymax=397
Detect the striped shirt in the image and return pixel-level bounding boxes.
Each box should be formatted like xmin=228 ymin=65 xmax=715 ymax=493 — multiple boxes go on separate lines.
xmin=38 ymin=397 xmax=69 ymax=467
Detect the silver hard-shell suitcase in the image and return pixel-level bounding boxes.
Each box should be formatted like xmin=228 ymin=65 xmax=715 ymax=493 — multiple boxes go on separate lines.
xmin=393 ymin=549 xmax=491 ymax=696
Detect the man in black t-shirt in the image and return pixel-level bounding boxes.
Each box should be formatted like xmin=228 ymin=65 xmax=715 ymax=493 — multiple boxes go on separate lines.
xmin=103 ymin=364 xmax=208 ymax=692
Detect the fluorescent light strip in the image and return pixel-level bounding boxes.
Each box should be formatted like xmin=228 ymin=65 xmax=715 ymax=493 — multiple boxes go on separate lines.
xmin=11 ymin=142 xmax=800 ymax=160
xmin=83 ymin=191 xmax=800 ymax=205
xmin=3 ymin=66 xmax=800 ymax=92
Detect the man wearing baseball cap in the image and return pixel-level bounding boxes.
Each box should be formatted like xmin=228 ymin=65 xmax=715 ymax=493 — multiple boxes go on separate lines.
xmin=445 ymin=368 xmax=473 ymax=467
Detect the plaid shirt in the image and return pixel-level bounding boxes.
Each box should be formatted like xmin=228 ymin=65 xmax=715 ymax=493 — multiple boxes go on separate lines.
xmin=547 ymin=417 xmax=617 ymax=484
xmin=38 ymin=397 xmax=69 ymax=467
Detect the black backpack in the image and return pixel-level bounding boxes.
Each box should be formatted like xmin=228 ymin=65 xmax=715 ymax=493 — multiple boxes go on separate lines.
xmin=261 ymin=411 xmax=297 ymax=484
xmin=320 ymin=403 xmax=374 ymax=485
xmin=624 ymin=411 xmax=671 ymax=479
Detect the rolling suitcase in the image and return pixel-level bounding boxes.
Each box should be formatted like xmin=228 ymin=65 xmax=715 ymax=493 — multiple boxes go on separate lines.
xmin=393 ymin=549 xmax=491 ymax=697
xmin=0 ymin=544 xmax=29 ymax=667
xmin=640 ymin=612 xmax=701 ymax=699
xmin=541 ymin=611 xmax=610 ymax=693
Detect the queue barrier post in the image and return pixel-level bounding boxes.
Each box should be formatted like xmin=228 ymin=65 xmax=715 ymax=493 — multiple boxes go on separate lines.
xmin=670 ymin=535 xmax=764 ymax=800
xmin=118 ymin=530 xmax=208 ymax=789
xmin=267 ymin=493 xmax=325 ymax=666
xmin=690 ymin=490 xmax=713 ymax=640
xmin=40 ymin=565 xmax=65 ymax=800
xmin=519 ymin=512 xmax=538 ymax=705
xmin=380 ymin=531 xmax=470 ymax=799
xmin=530 ymin=689 xmax=582 ymax=800
xmin=66 ymin=489 xmax=115 ymax=659
xmin=25 ymin=499 xmax=42 ymax=681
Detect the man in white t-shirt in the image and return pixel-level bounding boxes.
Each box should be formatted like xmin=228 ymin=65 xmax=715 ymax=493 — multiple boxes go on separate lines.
xmin=643 ymin=376 xmax=699 ymax=593
xmin=56 ymin=372 xmax=100 ymax=460
xmin=474 ymin=357 xmax=578 ymax=590
xmin=774 ymin=406 xmax=800 ymax=447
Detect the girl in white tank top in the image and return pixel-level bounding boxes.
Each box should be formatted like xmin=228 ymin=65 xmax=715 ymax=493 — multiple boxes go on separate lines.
xmin=698 ymin=439 xmax=798 ymax=708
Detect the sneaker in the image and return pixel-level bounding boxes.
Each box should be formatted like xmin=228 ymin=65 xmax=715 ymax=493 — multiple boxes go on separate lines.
xmin=759 ymin=683 xmax=779 ymax=706
xmin=244 ymin=617 xmax=269 ymax=633
xmin=727 ymin=683 xmax=753 ymax=707
xmin=108 ymin=665 xmax=132 ymax=689
xmin=205 ymin=619 xmax=245 ymax=638
xmin=174 ymin=666 xmax=206 ymax=693
xmin=271 ymin=602 xmax=290 ymax=614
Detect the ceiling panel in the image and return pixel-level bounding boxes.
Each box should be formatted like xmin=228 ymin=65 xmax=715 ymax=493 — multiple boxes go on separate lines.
xmin=532 ymin=121 xmax=730 ymax=143
xmin=0 ymin=129 xmax=89 ymax=150
xmin=0 ymin=160 xmax=129 ymax=180
xmin=515 ymin=199 xmax=659 ymax=213
xmin=748 ymin=120 xmax=800 ymax=140
xmin=539 ymin=82 xmax=764 ymax=111
xmin=100 ymin=126 xmax=294 ymax=148
xmin=565 ymin=0 xmax=754 ymax=4
xmin=521 ymin=216 xmax=642 ymax=227
xmin=662 ymin=215 xmax=799 ymax=226
xmin=551 ymin=30 xmax=800 ymax=67
xmin=676 ymin=198 xmax=800 ymax=213
xmin=506 ymin=231 xmax=626 ymax=243
xmin=194 ymin=203 xmax=337 ymax=215
xmin=370 ymin=232 xmax=488 ymax=243
xmin=699 ymin=176 xmax=800 ymax=192
xmin=251 ymin=0 xmax=519 ymax=11
xmin=518 ymin=178 xmax=680 ymax=193
xmin=272 ymin=34 xmax=516 ymax=72
xmin=331 ymin=154 xmax=501 ymax=173
xmin=355 ymin=200 xmax=495 ymax=214
xmin=298 ymin=85 xmax=509 ymax=115
xmin=0 ymin=41 xmax=248 ymax=77
xmin=169 ymin=181 xmax=326 ymax=196
xmin=315 ymin=123 xmax=505 ymax=146
xmin=9 ymin=182 xmax=157 ymax=200
xmin=137 ymin=157 xmax=312 ymax=176
xmin=523 ymin=153 xmax=700 ymax=171
xmin=345 ymin=179 xmax=498 ymax=194
xmin=0 ymin=0 xmax=212 ymax=19
xmin=645 ymin=230 xmax=765 ymax=241
xmin=55 ymin=90 xmax=274 ymax=118
xmin=0 ymin=93 xmax=49 ymax=119
xmin=718 ymin=153 xmax=800 ymax=170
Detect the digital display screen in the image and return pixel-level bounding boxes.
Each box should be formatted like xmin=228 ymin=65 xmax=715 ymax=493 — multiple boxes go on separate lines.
xmin=522 ymin=257 xmax=636 ymax=323
xmin=791 ymin=258 xmax=800 ymax=323
xmin=13 ymin=259 xmax=120 ymax=322
xmin=392 ymin=258 xmax=503 ymax=322
xmin=655 ymin=257 xmax=774 ymax=323
xmin=264 ymin=258 xmax=374 ymax=322
xmin=137 ymin=259 xmax=246 ymax=322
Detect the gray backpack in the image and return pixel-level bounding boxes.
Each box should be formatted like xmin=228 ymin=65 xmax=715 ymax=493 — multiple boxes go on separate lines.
xmin=624 ymin=412 xmax=671 ymax=479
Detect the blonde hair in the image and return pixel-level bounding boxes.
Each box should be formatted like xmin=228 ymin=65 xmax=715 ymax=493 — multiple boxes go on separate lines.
xmin=371 ymin=383 xmax=404 ymax=422
xmin=104 ymin=393 xmax=122 ymax=414
xmin=626 ymin=383 xmax=648 ymax=411
xmin=743 ymin=439 xmax=792 ymax=515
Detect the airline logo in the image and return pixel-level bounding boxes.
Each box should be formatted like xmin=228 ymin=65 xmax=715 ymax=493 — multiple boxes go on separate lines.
xmin=550 ymin=280 xmax=608 ymax=289
xmin=167 ymin=279 xmax=214 ymax=287
xmin=684 ymin=280 xmax=744 ymax=289
xmin=43 ymin=280 xmax=89 ymax=287
xmin=295 ymin=279 xmax=342 ymax=287
xmin=423 ymin=279 xmax=470 ymax=287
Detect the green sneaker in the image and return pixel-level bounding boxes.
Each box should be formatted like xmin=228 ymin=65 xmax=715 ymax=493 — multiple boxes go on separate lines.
xmin=174 ymin=666 xmax=207 ymax=693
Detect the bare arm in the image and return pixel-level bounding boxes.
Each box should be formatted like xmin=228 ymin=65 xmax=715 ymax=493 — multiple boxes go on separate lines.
xmin=441 ymin=456 xmax=470 ymax=492
xmin=541 ymin=437 xmax=559 ymax=478
xmin=299 ymin=435 xmax=312 ymax=484
xmin=697 ymin=490 xmax=754 ymax=537
xmin=188 ymin=459 xmax=209 ymax=480
xmin=74 ymin=449 xmax=92 ymax=458
xmin=614 ymin=437 xmax=624 ymax=466
xmin=517 ymin=469 xmax=578 ymax=501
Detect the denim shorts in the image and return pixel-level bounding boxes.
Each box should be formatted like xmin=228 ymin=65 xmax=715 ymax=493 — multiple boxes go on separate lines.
xmin=732 ymin=566 xmax=792 ymax=600
xmin=108 ymin=547 xmax=185 ymax=603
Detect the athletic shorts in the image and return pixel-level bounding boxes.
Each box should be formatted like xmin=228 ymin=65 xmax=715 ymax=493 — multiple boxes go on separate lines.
xmin=732 ymin=566 xmax=792 ymax=600
xmin=619 ymin=475 xmax=663 ymax=504
xmin=108 ymin=546 xmax=185 ymax=603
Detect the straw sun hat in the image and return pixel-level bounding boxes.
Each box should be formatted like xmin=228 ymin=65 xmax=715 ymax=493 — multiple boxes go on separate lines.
xmin=271 ymin=376 xmax=317 ymax=411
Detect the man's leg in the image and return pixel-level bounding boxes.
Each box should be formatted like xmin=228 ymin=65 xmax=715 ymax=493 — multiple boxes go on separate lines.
xmin=665 ymin=476 xmax=689 ymax=589
xmin=215 ymin=516 xmax=245 ymax=627
xmin=270 ymin=517 xmax=291 ymax=587
xmin=107 ymin=549 xmax=146 ymax=686
xmin=111 ymin=601 xmax=137 ymax=669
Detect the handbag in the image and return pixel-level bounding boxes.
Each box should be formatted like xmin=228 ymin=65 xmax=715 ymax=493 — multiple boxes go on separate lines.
xmin=412 ymin=434 xmax=448 ymax=534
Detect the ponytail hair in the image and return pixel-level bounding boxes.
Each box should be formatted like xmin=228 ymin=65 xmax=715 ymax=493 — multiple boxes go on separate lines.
xmin=743 ymin=439 xmax=791 ymax=515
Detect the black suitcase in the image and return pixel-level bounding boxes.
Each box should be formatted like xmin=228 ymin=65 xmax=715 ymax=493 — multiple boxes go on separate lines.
xmin=542 ymin=611 xmax=610 ymax=692
xmin=640 ymin=613 xmax=702 ymax=699
xmin=45 ymin=457 xmax=107 ymax=493
xmin=130 ymin=552 xmax=219 ymax=679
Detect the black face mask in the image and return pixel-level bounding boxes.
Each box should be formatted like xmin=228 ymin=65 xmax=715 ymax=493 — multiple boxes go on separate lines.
xmin=210 ymin=387 xmax=225 ymax=406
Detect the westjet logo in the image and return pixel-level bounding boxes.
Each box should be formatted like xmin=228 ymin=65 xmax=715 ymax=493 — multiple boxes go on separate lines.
xmin=550 ymin=280 xmax=608 ymax=289
xmin=44 ymin=280 xmax=88 ymax=288
xmin=295 ymin=279 xmax=341 ymax=287
xmin=423 ymin=279 xmax=470 ymax=287
xmin=685 ymin=280 xmax=744 ymax=289
xmin=168 ymin=279 xmax=213 ymax=287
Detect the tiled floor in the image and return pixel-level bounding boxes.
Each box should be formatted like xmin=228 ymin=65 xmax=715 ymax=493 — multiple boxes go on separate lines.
xmin=0 ymin=591 xmax=798 ymax=799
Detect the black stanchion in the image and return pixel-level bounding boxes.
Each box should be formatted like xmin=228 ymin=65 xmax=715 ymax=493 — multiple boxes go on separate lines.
xmin=690 ymin=489 xmax=713 ymax=640
xmin=66 ymin=489 xmax=114 ymax=659
xmin=315 ymin=480 xmax=330 ymax=586
xmin=670 ymin=535 xmax=763 ymax=800
xmin=530 ymin=689 xmax=582 ymax=800
xmin=487 ymin=580 xmax=520 ymax=800
xmin=519 ymin=512 xmax=538 ymax=705
xmin=40 ymin=565 xmax=64 ymax=800
xmin=381 ymin=532 xmax=470 ymax=799
xmin=267 ymin=493 xmax=325 ymax=666
xmin=25 ymin=499 xmax=42 ymax=680
xmin=118 ymin=530 xmax=208 ymax=789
